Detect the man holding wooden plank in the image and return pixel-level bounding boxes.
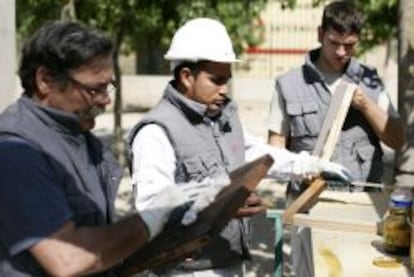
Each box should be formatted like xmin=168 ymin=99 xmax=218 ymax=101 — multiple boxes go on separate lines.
xmin=267 ymin=1 xmax=404 ymax=191
xmin=267 ymin=1 xmax=405 ymax=276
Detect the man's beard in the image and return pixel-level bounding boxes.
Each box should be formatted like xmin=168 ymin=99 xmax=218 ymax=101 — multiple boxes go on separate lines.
xmin=80 ymin=105 xmax=105 ymax=121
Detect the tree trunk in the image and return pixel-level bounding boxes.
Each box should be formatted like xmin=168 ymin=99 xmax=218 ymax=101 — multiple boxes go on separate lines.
xmin=112 ymin=24 xmax=125 ymax=169
xmin=61 ymin=0 xmax=77 ymax=20
xmin=135 ymin=39 xmax=168 ymax=74
xmin=396 ymin=0 xmax=414 ymax=268
xmin=394 ymin=0 xmax=414 ymax=187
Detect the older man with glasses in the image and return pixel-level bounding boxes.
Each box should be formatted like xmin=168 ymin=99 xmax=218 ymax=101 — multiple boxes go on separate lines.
xmin=0 ymin=20 xmax=204 ymax=277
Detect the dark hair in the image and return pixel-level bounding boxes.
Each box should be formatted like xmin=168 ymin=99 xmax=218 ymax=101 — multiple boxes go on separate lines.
xmin=172 ymin=60 xmax=208 ymax=81
xmin=19 ymin=20 xmax=114 ymax=96
xmin=321 ymin=1 xmax=363 ymax=34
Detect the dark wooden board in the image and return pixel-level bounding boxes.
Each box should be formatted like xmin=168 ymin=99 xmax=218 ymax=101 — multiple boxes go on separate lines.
xmin=119 ymin=154 xmax=274 ymax=276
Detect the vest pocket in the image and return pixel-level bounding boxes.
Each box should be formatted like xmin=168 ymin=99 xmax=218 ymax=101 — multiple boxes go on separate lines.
xmin=183 ymin=156 xmax=209 ymax=182
xmin=355 ymin=144 xmax=375 ymax=180
xmin=183 ymin=155 xmax=222 ymax=182
xmin=286 ymin=102 xmax=319 ymax=137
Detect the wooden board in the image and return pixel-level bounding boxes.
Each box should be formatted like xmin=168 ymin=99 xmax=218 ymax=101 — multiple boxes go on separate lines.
xmin=119 ymin=154 xmax=274 ymax=276
xmin=292 ymin=213 xmax=378 ymax=234
xmin=282 ymin=178 xmax=326 ymax=224
xmin=309 ymin=197 xmax=414 ymax=277
xmin=312 ymin=81 xmax=354 ymax=159
xmin=283 ymin=81 xmax=355 ymax=223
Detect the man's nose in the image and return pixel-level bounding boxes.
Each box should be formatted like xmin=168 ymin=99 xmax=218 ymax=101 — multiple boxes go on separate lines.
xmin=336 ymin=45 xmax=347 ymax=57
xmin=218 ymin=83 xmax=229 ymax=95
xmin=94 ymin=92 xmax=112 ymax=106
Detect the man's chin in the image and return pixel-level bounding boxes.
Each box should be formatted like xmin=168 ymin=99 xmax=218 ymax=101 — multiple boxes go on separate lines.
xmin=206 ymin=106 xmax=222 ymax=117
xmin=334 ymin=59 xmax=349 ymax=70
xmin=80 ymin=118 xmax=96 ymax=131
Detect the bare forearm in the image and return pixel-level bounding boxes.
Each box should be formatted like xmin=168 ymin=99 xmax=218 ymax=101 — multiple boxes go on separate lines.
xmin=360 ymin=99 xmax=405 ymax=150
xmin=77 ymin=214 xmax=149 ymax=274
xmin=31 ymin=214 xmax=149 ymax=276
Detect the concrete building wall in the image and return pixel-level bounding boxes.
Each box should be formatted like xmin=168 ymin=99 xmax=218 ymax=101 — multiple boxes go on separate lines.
xmin=0 ymin=0 xmax=16 ymax=112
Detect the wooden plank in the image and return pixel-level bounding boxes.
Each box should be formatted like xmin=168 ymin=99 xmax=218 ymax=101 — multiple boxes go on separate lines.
xmin=312 ymin=81 xmax=354 ymax=158
xmin=291 ymin=213 xmax=378 ymax=234
xmin=319 ymin=83 xmax=354 ymax=160
xmin=351 ymin=181 xmax=384 ymax=189
xmin=118 ymin=154 xmax=274 ymax=276
xmin=282 ymin=178 xmax=326 ymax=224
xmin=283 ymin=82 xmax=355 ymax=223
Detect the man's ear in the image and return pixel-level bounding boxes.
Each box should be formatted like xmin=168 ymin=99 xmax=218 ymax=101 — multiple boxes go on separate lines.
xmin=317 ymin=26 xmax=323 ymax=44
xmin=35 ymin=67 xmax=54 ymax=97
xmin=179 ymin=67 xmax=195 ymax=90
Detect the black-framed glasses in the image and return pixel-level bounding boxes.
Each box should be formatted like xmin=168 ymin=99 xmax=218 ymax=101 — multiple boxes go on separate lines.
xmin=67 ymin=76 xmax=116 ymax=98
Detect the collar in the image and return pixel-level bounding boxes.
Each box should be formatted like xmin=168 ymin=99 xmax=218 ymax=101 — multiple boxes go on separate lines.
xmin=20 ymin=95 xmax=84 ymax=135
xmin=304 ymin=48 xmax=363 ymax=84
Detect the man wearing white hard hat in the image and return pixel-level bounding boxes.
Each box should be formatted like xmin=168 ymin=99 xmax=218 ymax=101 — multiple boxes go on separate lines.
xmin=127 ymin=18 xmax=352 ymax=276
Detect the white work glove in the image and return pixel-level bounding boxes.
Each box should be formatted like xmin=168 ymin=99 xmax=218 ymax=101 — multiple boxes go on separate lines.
xmin=257 ymin=144 xmax=352 ymax=183
xmin=180 ymin=175 xmax=231 ymax=226
xmin=292 ymin=151 xmax=353 ymax=184
xmin=138 ymin=185 xmax=188 ymax=240
xmin=291 ymin=151 xmax=319 ymax=181
xmin=138 ymin=176 xmax=231 ymax=239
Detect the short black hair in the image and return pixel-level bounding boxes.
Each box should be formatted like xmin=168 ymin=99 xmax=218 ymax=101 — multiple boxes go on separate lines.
xmin=19 ymin=20 xmax=114 ymax=96
xmin=172 ymin=60 xmax=207 ymax=81
xmin=321 ymin=1 xmax=363 ymax=34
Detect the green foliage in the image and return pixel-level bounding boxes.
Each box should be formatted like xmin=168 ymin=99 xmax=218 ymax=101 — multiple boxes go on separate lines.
xmin=16 ymin=0 xmax=267 ymax=56
xmin=275 ymin=0 xmax=398 ymax=54
xmin=17 ymin=0 xmax=397 ymax=56
xmin=171 ymin=0 xmax=268 ymax=53
xmin=355 ymin=0 xmax=398 ymax=54
xmin=16 ymin=0 xmax=62 ymax=41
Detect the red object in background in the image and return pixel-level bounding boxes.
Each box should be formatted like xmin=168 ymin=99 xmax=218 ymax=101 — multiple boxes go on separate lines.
xmin=246 ymin=47 xmax=307 ymax=55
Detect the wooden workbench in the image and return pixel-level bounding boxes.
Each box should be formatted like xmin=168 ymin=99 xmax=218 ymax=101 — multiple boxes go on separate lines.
xmin=288 ymin=190 xmax=413 ymax=276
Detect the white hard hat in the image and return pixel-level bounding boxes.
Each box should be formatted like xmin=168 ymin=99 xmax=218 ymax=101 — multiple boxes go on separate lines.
xmin=164 ymin=18 xmax=239 ymax=67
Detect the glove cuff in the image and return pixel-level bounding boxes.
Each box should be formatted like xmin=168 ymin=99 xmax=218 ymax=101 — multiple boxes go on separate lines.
xmin=139 ymin=211 xmax=163 ymax=241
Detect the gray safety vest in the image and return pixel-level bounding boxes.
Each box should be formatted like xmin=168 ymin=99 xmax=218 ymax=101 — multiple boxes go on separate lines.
xmin=128 ymin=83 xmax=249 ymax=271
xmin=0 ymin=96 xmax=121 ymax=277
xmin=277 ymin=48 xmax=383 ymax=182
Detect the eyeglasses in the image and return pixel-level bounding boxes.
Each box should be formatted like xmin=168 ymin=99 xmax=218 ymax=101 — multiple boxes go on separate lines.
xmin=67 ymin=76 xmax=116 ymax=99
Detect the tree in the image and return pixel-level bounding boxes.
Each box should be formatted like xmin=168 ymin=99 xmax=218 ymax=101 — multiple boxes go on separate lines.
xmin=394 ymin=1 xmax=414 ymax=188
xmin=395 ymin=0 xmax=414 ymax=268
xmin=16 ymin=0 xmax=268 ymax=166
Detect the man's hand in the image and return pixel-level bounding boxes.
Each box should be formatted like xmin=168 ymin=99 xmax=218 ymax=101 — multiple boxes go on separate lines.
xmin=138 ymin=185 xmax=188 ymax=240
xmin=351 ymin=87 xmax=369 ymax=111
xmin=139 ymin=176 xmax=232 ymax=236
xmin=233 ymin=192 xmax=265 ymax=218
xmin=181 ymin=176 xmax=230 ymax=226
xmin=317 ymin=158 xmax=353 ymax=184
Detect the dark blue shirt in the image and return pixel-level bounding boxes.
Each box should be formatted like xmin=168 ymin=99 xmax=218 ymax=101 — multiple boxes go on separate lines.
xmin=0 ymin=138 xmax=72 ymax=255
